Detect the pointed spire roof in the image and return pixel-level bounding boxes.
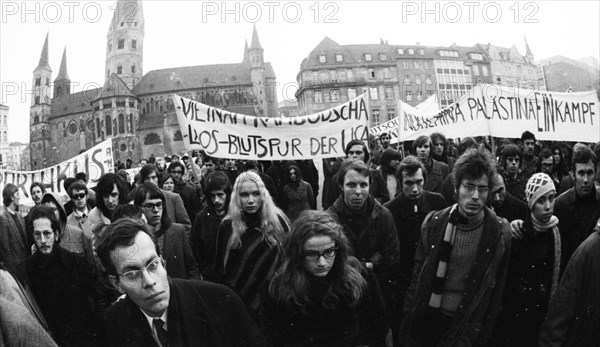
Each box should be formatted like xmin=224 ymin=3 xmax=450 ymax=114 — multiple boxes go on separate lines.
xmin=312 ymin=36 xmax=341 ymax=51
xmin=243 ymin=39 xmax=249 ymax=63
xmin=250 ymin=25 xmax=263 ymax=50
xmin=524 ymin=35 xmax=533 ymax=57
xmin=35 ymin=32 xmax=51 ymax=71
xmin=55 ymin=47 xmax=70 ymax=81
xmin=109 ymin=0 xmax=144 ymax=32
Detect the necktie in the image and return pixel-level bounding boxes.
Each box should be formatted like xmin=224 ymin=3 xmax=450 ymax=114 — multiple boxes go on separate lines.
xmin=81 ymin=213 xmax=87 ymax=219
xmin=153 ymin=318 xmax=168 ymax=347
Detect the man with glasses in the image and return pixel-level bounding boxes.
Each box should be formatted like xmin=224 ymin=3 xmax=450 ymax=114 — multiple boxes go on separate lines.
xmin=138 ymin=164 xmax=191 ymax=237
xmin=500 ymin=144 xmax=528 ymax=201
xmin=168 ymin=161 xmax=202 ymax=222
xmin=98 ymin=218 xmax=265 ymax=347
xmin=21 ymin=206 xmax=107 ymax=347
xmin=132 ymin=183 xmax=200 ymax=280
xmin=401 ymin=148 xmax=512 ymax=346
xmin=66 ymin=181 xmax=94 ymax=240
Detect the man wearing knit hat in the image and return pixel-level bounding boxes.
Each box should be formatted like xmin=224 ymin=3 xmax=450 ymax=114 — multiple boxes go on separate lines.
xmin=494 ymin=172 xmax=562 ymax=345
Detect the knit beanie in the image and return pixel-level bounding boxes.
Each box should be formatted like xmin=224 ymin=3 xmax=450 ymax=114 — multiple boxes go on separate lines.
xmin=525 ymin=173 xmax=556 ymax=209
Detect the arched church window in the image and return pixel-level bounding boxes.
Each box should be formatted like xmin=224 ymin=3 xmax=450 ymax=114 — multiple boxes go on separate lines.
xmin=34 ymin=114 xmax=39 ymax=124
xmin=131 ymin=39 xmax=137 ymax=50
xmin=118 ymin=39 xmax=125 ymax=49
xmin=68 ymin=122 xmax=78 ymax=135
xmin=117 ymin=65 xmax=123 ymax=74
xmin=118 ymin=113 xmax=125 ymax=134
xmin=105 ymin=115 xmax=112 ymax=136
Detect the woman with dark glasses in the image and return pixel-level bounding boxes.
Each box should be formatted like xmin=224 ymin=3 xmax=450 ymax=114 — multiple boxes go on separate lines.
xmin=259 ymin=210 xmax=388 ymax=347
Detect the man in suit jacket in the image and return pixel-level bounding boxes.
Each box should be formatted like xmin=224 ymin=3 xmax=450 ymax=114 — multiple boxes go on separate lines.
xmin=0 ymin=183 xmax=30 ymax=266
xmin=133 ymin=183 xmax=200 ymax=279
xmin=97 ymin=218 xmax=265 ymax=347
xmin=138 ymin=164 xmax=192 ymax=237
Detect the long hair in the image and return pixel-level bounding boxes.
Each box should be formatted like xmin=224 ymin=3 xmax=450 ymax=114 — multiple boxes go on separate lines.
xmin=269 ymin=210 xmax=367 ymax=312
xmin=96 ymin=173 xmax=130 ymax=218
xmin=224 ymin=171 xmax=289 ymax=249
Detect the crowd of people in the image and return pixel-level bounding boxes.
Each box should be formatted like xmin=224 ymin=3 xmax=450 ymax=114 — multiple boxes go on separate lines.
xmin=1 ymin=130 xmax=600 ymax=346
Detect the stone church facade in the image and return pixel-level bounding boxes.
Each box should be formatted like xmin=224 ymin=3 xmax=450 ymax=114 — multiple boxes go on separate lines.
xmin=29 ymin=0 xmax=278 ymax=170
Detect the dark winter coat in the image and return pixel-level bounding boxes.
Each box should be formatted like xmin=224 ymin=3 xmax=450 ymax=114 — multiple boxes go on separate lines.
xmin=401 ymin=206 xmax=512 ymax=346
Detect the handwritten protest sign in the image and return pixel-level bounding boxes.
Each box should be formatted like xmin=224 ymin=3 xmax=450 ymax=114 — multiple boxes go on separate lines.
xmin=0 ymin=140 xmax=114 ymax=206
xmin=397 ymin=84 xmax=599 ymax=142
xmin=173 ymin=94 xmax=370 ymax=160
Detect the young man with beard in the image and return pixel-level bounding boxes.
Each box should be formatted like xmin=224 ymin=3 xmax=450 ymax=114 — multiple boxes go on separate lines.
xmin=133 ymin=183 xmax=200 ymax=280
xmin=20 ymin=206 xmax=107 ymax=347
xmin=327 ymin=160 xmax=401 ymax=338
xmin=553 ymin=144 xmax=600 ymax=272
xmin=138 ymin=164 xmax=192 ymax=237
xmin=383 ymin=155 xmax=446 ymax=345
xmin=401 ymin=148 xmax=512 ymax=346
xmin=190 ymin=171 xmax=232 ymax=276
xmin=30 ymin=182 xmax=45 ymax=207
xmin=98 ymin=218 xmax=265 ymax=347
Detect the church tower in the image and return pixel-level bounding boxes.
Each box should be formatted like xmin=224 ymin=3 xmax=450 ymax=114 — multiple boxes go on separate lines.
xmin=29 ymin=33 xmax=52 ymax=169
xmin=248 ymin=25 xmax=268 ymax=117
xmin=105 ymin=0 xmax=144 ymax=89
xmin=524 ymin=35 xmax=534 ymax=64
xmin=53 ymin=47 xmax=71 ymax=100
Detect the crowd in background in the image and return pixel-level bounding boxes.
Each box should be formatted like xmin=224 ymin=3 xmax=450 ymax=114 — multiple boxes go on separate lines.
xmin=1 ymin=129 xmax=600 ymax=346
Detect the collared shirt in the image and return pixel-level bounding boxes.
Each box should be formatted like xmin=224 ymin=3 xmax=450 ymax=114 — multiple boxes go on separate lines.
xmin=73 ymin=207 xmax=89 ymax=219
xmin=141 ymin=309 xmax=168 ymax=347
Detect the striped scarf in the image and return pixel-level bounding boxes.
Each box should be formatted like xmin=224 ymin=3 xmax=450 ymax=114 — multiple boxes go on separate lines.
xmin=429 ymin=204 xmax=467 ymax=308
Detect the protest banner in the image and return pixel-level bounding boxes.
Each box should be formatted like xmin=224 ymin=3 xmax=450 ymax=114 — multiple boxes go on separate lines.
xmin=397 ymin=84 xmax=600 ymax=142
xmin=370 ymin=98 xmax=430 ymax=144
xmin=172 ymin=94 xmax=370 ymax=160
xmin=0 ymin=140 xmax=114 ymax=206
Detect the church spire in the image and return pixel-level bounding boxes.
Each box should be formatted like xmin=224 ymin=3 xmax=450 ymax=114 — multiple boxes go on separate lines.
xmin=250 ymin=24 xmax=263 ymax=50
xmin=35 ymin=32 xmax=51 ymax=71
xmin=243 ymin=39 xmax=249 ymax=63
xmin=54 ymin=47 xmax=71 ymax=98
xmin=108 ymin=0 xmax=144 ymax=33
xmin=55 ymin=47 xmax=70 ymax=81
xmin=524 ymin=35 xmax=534 ymax=63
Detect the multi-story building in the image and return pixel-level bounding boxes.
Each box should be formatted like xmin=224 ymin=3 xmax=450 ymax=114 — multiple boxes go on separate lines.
xmin=278 ymin=99 xmax=300 ymax=118
xmin=29 ymin=0 xmax=278 ymax=169
xmin=295 ymin=37 xmax=400 ymax=126
xmin=296 ymin=38 xmax=499 ymax=124
xmin=0 ymin=104 xmax=8 ymax=167
xmin=476 ymin=38 xmax=538 ymax=89
xmin=0 ymin=103 xmax=29 ymax=170
xmin=537 ymin=55 xmax=600 ymax=95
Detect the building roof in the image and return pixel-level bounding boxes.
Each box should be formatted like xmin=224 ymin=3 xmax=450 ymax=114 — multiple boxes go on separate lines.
xmin=477 ymin=43 xmax=528 ymax=63
xmin=35 ymin=33 xmax=51 ymax=71
xmin=54 ymin=47 xmax=70 ymax=82
xmin=109 ymin=0 xmax=144 ymax=33
xmin=250 ymin=24 xmax=263 ymax=50
xmin=94 ymin=73 xmax=136 ymax=101
xmin=300 ymin=37 xmax=489 ymax=70
xmin=132 ymin=63 xmax=255 ymax=95
xmin=50 ymin=88 xmax=100 ymax=119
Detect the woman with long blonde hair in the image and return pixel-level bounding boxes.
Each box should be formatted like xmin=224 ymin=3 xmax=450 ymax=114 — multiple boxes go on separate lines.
xmin=259 ymin=210 xmax=388 ymax=347
xmin=213 ymin=171 xmax=289 ymax=317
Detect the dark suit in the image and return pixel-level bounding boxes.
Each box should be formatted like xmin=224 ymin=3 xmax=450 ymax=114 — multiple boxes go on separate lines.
xmin=0 ymin=209 xmax=30 ymax=266
xmin=106 ymin=278 xmax=265 ymax=347
xmin=163 ymin=189 xmax=192 ymax=238
xmin=162 ymin=223 xmax=201 ymax=279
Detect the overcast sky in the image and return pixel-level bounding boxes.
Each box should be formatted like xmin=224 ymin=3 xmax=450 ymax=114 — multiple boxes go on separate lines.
xmin=1 ymin=0 xmax=599 ymax=144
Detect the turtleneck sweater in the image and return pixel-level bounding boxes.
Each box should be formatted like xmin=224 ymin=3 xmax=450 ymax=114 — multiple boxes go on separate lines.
xmin=441 ymin=211 xmax=485 ymax=316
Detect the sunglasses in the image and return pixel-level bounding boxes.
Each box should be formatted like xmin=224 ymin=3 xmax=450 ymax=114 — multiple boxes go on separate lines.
xmin=71 ymin=192 xmax=86 ymax=200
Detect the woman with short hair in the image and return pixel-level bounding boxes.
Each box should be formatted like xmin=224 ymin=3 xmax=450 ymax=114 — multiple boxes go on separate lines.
xmin=259 ymin=210 xmax=388 ymax=347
